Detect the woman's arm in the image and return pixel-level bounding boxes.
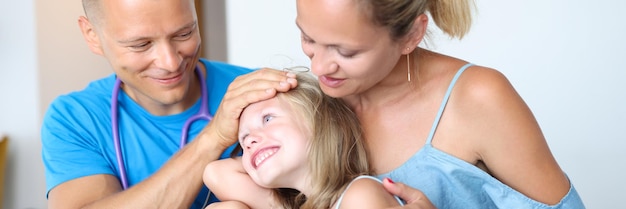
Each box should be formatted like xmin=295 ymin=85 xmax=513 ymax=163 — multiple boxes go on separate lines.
xmin=453 ymin=67 xmax=570 ymax=204
xmin=382 ymin=67 xmax=573 ymax=209
xmin=203 ymin=157 xmax=275 ymax=209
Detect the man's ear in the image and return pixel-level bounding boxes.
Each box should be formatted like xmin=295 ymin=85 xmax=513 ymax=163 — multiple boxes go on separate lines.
xmin=403 ymin=14 xmax=429 ymax=54
xmin=78 ymin=16 xmax=104 ymax=55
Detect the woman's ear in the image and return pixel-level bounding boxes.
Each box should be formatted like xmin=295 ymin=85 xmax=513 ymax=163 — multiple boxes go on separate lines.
xmin=403 ymin=14 xmax=429 ymax=54
xmin=78 ymin=16 xmax=104 ymax=56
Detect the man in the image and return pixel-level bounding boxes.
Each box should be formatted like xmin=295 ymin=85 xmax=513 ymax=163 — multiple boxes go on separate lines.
xmin=41 ymin=0 xmax=297 ymax=208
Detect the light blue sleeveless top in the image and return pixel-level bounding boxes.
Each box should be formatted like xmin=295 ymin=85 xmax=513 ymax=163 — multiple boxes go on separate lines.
xmin=334 ymin=175 xmax=404 ymax=209
xmin=376 ymin=63 xmax=585 ymax=209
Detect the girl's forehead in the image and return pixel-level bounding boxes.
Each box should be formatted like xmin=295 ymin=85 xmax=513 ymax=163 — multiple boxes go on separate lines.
xmin=243 ymin=97 xmax=281 ymax=113
xmin=240 ymin=97 xmax=293 ymax=123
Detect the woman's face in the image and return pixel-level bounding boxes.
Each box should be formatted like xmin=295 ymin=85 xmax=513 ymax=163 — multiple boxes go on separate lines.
xmin=238 ymin=97 xmax=310 ymax=191
xmin=296 ymin=0 xmax=405 ymax=98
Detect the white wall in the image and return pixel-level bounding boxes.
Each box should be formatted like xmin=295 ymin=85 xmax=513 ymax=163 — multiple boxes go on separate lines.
xmin=37 ymin=1 xmax=112 ymax=118
xmin=226 ymin=1 xmax=626 ymax=208
xmin=0 ymin=0 xmax=46 ymax=208
xmin=1 ymin=1 xmax=112 ymax=208
xmin=226 ymin=1 xmax=307 ymax=69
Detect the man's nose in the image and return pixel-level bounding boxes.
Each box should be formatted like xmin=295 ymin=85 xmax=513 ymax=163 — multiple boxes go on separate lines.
xmin=154 ymin=43 xmax=182 ymax=71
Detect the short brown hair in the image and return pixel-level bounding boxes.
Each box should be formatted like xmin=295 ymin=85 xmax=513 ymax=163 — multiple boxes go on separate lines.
xmin=81 ymin=0 xmax=104 ymax=26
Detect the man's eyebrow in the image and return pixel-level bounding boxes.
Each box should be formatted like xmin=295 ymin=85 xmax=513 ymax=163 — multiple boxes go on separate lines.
xmin=176 ymin=21 xmax=197 ymax=33
xmin=117 ymin=21 xmax=197 ymax=44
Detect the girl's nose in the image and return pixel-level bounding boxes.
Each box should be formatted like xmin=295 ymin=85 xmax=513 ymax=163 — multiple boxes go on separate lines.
xmin=244 ymin=134 xmax=261 ymax=150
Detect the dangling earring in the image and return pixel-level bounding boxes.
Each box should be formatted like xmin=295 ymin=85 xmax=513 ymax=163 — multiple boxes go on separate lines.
xmin=406 ymin=48 xmax=411 ymax=82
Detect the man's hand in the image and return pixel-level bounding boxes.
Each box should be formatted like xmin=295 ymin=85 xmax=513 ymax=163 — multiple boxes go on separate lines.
xmin=204 ymin=68 xmax=298 ymax=149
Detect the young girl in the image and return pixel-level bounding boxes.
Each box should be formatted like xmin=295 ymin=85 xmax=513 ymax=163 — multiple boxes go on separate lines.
xmin=203 ymin=72 xmax=403 ymax=209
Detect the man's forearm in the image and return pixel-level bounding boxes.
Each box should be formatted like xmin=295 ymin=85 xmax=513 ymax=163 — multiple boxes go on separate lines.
xmin=82 ymin=131 xmax=229 ymax=209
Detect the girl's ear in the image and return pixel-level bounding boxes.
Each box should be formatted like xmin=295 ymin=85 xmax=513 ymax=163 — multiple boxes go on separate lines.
xmin=78 ymin=16 xmax=104 ymax=55
xmin=403 ymin=14 xmax=429 ymax=54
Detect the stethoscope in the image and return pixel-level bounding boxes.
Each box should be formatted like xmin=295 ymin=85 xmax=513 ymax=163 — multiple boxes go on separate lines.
xmin=110 ymin=67 xmax=212 ymax=190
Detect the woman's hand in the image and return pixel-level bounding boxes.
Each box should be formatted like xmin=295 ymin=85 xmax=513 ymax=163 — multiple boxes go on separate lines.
xmin=382 ymin=178 xmax=437 ymax=209
xmin=205 ymin=68 xmax=298 ymax=149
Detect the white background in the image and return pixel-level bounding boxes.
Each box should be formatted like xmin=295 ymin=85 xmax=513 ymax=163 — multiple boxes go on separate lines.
xmin=1 ymin=0 xmax=624 ymax=208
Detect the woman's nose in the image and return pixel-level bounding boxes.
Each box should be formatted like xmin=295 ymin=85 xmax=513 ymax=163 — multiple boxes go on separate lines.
xmin=310 ymin=49 xmax=337 ymax=76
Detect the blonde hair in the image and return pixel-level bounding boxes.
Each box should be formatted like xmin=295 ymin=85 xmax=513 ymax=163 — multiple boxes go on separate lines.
xmin=271 ymin=73 xmax=370 ymax=209
xmin=358 ymin=0 xmax=475 ymax=40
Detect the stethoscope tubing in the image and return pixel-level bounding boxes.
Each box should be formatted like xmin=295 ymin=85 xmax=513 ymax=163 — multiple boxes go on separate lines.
xmin=111 ymin=78 xmax=129 ymax=189
xmin=111 ymin=67 xmax=211 ymax=190
xmin=180 ymin=69 xmax=212 ymax=145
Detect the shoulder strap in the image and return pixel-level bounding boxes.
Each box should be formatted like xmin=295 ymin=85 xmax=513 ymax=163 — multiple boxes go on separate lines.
xmin=425 ymin=63 xmax=474 ymax=145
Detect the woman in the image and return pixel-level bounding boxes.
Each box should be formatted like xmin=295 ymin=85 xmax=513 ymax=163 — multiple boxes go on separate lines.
xmin=289 ymin=0 xmax=585 ymax=208
xmin=226 ymin=0 xmax=585 ymax=208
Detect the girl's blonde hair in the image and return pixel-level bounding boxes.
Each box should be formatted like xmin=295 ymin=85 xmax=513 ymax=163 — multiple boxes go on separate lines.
xmin=272 ymin=73 xmax=370 ymax=209
xmin=358 ymin=0 xmax=475 ymax=41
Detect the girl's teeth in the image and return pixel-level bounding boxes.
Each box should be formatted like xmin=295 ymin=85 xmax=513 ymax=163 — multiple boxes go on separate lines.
xmin=255 ymin=149 xmax=276 ymax=167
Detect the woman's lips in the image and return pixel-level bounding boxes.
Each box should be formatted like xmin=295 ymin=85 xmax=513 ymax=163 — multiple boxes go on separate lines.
xmin=318 ymin=75 xmax=345 ymax=88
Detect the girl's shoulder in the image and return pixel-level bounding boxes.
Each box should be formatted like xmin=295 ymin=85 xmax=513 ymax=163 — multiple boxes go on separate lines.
xmin=334 ymin=176 xmax=402 ymax=209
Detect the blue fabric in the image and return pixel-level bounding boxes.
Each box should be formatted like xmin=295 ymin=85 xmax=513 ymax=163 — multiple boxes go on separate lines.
xmin=376 ymin=63 xmax=585 ymax=209
xmin=41 ymin=59 xmax=252 ymax=209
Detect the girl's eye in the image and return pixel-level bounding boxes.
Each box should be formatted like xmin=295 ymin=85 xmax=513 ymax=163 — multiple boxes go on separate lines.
xmin=263 ymin=115 xmax=273 ymax=123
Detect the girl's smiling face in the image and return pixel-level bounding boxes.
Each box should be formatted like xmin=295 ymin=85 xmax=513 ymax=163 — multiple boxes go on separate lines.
xmin=238 ymin=97 xmax=311 ymax=191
